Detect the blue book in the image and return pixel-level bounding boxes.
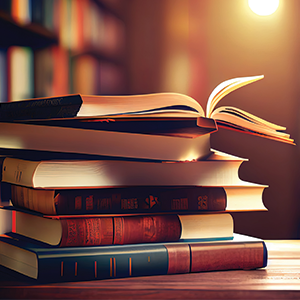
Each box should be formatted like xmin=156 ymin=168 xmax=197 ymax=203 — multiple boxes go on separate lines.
xmin=0 ymin=233 xmax=267 ymax=282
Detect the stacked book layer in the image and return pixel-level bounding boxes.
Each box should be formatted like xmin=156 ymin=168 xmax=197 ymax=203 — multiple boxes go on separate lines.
xmin=0 ymin=75 xmax=292 ymax=282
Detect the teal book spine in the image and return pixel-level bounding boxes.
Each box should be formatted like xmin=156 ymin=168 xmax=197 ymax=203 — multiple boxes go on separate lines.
xmin=38 ymin=244 xmax=169 ymax=281
xmin=0 ymin=235 xmax=268 ymax=282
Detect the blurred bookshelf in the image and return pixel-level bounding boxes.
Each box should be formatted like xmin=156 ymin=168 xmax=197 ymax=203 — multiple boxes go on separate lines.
xmin=0 ymin=0 xmax=127 ymax=103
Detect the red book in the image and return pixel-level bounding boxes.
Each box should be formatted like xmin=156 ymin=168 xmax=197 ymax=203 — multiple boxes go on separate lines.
xmin=9 ymin=210 xmax=234 ymax=247
xmin=9 ymin=184 xmax=267 ymax=215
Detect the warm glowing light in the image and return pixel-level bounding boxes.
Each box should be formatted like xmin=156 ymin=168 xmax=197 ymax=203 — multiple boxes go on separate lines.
xmin=248 ymin=0 xmax=279 ymax=16
xmin=180 ymin=152 xmax=198 ymax=162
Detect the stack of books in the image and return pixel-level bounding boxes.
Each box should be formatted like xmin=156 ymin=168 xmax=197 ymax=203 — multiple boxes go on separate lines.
xmin=0 ymin=75 xmax=293 ymax=282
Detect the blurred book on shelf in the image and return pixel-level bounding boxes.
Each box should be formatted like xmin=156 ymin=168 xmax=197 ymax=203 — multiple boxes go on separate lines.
xmin=7 ymin=46 xmax=34 ymax=101
xmin=0 ymin=48 xmax=7 ymax=103
xmin=0 ymin=0 xmax=127 ymax=102
xmin=34 ymin=46 xmax=69 ymax=98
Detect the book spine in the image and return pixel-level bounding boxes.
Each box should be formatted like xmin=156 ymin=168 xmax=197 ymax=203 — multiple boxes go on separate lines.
xmin=56 ymin=187 xmax=226 ymax=214
xmin=3 ymin=158 xmax=40 ymax=188
xmin=0 ymin=95 xmax=82 ymax=120
xmin=0 ymin=182 xmax=11 ymax=206
xmin=10 ymin=185 xmax=227 ymax=215
xmin=11 ymin=185 xmax=227 ymax=215
xmin=37 ymin=241 xmax=267 ymax=282
xmin=11 ymin=185 xmax=57 ymax=215
xmin=190 ymin=241 xmax=267 ymax=271
xmin=37 ymin=244 xmax=169 ymax=281
xmin=59 ymin=215 xmax=181 ymax=247
xmin=60 ymin=217 xmax=114 ymax=247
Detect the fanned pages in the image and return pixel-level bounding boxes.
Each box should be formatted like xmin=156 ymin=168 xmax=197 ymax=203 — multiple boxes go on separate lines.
xmin=206 ymin=75 xmax=293 ymax=144
xmin=211 ymin=106 xmax=293 ymax=144
xmin=206 ymin=75 xmax=264 ymax=117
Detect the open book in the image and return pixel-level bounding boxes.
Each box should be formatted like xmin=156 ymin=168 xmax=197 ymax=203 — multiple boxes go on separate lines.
xmin=0 ymin=75 xmax=293 ymax=144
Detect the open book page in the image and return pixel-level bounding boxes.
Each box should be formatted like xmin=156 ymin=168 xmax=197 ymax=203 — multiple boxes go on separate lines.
xmin=80 ymin=76 xmax=263 ymax=118
xmin=206 ymin=75 xmax=264 ymax=118
xmin=206 ymin=75 xmax=294 ymax=144
xmin=212 ymin=106 xmax=293 ymax=144
xmin=212 ymin=106 xmax=286 ymax=131
xmin=79 ymin=92 xmax=205 ymax=118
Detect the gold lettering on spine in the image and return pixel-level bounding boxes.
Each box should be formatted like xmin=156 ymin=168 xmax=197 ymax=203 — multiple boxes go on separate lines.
xmin=171 ymin=198 xmax=188 ymax=210
xmin=66 ymin=219 xmax=77 ymax=246
xmin=110 ymin=258 xmax=113 ymax=277
xmin=145 ymin=195 xmax=159 ymax=209
xmin=94 ymin=261 xmax=97 ymax=278
xmin=85 ymin=195 xmax=93 ymax=210
xmin=74 ymin=196 xmax=82 ymax=210
xmin=114 ymin=257 xmax=116 ymax=277
xmin=121 ymin=198 xmax=138 ymax=210
xmin=182 ymin=198 xmax=188 ymax=209
xmin=198 ymin=195 xmax=208 ymax=210
xmin=75 ymin=262 xmax=77 ymax=276
xmin=97 ymin=197 xmax=112 ymax=209
xmin=109 ymin=257 xmax=117 ymax=277
xmin=129 ymin=257 xmax=132 ymax=276
xmin=114 ymin=218 xmax=124 ymax=244
xmin=171 ymin=198 xmax=180 ymax=210
xmin=61 ymin=261 xmax=64 ymax=276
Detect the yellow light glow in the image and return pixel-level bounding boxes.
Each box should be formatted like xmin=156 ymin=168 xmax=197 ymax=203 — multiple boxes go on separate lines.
xmin=248 ymin=0 xmax=280 ymax=16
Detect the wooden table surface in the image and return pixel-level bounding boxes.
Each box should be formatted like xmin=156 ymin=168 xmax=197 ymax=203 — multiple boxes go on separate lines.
xmin=1 ymin=240 xmax=300 ymax=299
